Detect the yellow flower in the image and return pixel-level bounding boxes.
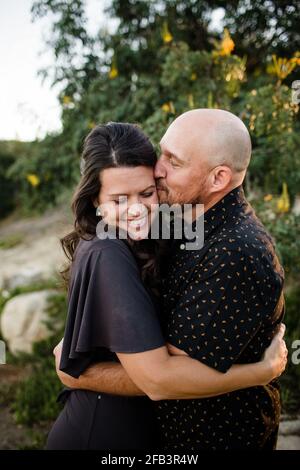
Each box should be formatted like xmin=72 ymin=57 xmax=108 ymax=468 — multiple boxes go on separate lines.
xmin=214 ymin=29 xmax=235 ymax=57
xmin=188 ymin=94 xmax=194 ymax=108
xmin=291 ymin=57 xmax=300 ymax=66
xmin=264 ymin=194 xmax=273 ymax=202
xmin=277 ymin=182 xmax=290 ymax=213
xmin=88 ymin=121 xmax=96 ymax=129
xmin=162 ymin=21 xmax=173 ymax=44
xmin=161 ymin=103 xmax=171 ymax=113
xmin=27 ymin=174 xmax=40 ymax=187
xmin=109 ymin=65 xmax=118 ymax=79
xmin=109 ymin=58 xmax=118 ymax=79
xmin=291 ymin=51 xmax=300 ymax=65
xmin=63 ymin=95 xmax=72 ymax=105
xmin=271 ymin=55 xmax=297 ymax=80
xmin=190 ymin=73 xmax=197 ymax=81
xmin=161 ymin=102 xmax=175 ymax=114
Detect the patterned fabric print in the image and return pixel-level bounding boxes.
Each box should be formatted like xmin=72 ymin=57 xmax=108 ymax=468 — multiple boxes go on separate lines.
xmin=155 ymin=185 xmax=285 ymax=450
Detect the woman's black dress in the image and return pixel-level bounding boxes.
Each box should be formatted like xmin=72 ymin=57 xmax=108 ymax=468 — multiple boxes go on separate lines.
xmin=46 ymin=236 xmax=165 ymax=450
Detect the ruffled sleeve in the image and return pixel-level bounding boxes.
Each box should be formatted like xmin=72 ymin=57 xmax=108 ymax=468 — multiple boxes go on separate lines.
xmin=59 ymin=239 xmax=165 ymax=377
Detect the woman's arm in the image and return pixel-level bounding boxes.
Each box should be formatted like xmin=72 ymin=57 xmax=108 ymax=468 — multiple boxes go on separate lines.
xmin=54 ymin=324 xmax=287 ymax=399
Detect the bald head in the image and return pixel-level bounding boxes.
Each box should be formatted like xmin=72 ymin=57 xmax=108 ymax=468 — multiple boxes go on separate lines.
xmin=165 ymin=109 xmax=252 ymax=175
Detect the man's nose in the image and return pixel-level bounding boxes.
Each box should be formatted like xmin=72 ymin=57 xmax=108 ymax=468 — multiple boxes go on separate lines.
xmin=154 ymin=158 xmax=167 ymax=179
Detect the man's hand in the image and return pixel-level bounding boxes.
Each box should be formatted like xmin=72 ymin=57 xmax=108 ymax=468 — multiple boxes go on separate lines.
xmin=53 ymin=338 xmax=80 ymax=389
xmin=260 ymin=323 xmax=288 ymax=384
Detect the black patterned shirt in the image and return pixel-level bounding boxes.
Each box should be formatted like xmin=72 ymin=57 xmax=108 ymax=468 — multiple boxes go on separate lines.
xmin=155 ymin=185 xmax=285 ymax=450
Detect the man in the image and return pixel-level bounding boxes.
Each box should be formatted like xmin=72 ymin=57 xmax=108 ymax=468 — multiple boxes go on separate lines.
xmin=55 ymin=109 xmax=286 ymax=449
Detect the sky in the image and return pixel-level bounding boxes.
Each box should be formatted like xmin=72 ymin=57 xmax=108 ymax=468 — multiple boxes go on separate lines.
xmin=0 ymin=1 xmax=224 ymax=142
xmin=0 ymin=0 xmax=107 ymax=141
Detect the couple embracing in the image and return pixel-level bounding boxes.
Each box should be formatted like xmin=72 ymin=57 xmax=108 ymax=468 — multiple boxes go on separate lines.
xmin=47 ymin=109 xmax=287 ymax=451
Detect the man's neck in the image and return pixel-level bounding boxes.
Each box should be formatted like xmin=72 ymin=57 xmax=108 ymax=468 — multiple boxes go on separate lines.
xmin=192 ymin=183 xmax=243 ymax=222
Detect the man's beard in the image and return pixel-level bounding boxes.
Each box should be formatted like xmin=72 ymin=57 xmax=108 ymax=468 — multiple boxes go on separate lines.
xmin=157 ymin=182 xmax=207 ymax=206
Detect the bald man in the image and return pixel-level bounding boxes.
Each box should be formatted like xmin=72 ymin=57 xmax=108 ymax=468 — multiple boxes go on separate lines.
xmin=53 ymin=109 xmax=286 ymax=450
xmin=156 ymin=109 xmax=251 ymax=206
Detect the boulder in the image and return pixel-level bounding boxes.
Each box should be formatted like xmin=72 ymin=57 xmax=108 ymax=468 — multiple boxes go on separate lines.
xmin=279 ymin=419 xmax=300 ymax=436
xmin=0 ymin=290 xmax=58 ymax=354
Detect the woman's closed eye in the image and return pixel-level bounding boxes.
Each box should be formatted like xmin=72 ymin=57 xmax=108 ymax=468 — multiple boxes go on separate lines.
xmin=141 ymin=191 xmax=155 ymax=198
xmin=113 ymin=196 xmax=128 ymax=205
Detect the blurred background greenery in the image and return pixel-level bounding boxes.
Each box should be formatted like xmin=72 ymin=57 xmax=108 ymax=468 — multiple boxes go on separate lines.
xmin=0 ymin=0 xmax=299 ymax=449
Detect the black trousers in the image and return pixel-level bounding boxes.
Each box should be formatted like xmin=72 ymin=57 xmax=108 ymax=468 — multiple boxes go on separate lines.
xmin=46 ymin=389 xmax=160 ymax=450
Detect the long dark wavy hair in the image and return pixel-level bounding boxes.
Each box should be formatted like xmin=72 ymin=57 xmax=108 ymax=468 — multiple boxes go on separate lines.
xmin=60 ymin=122 xmax=164 ymax=296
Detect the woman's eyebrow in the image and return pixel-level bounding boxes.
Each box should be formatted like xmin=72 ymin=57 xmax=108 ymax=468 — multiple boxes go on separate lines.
xmin=109 ymin=185 xmax=156 ymax=197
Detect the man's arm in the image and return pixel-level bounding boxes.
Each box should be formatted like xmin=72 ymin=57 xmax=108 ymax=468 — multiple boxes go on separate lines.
xmin=54 ymin=342 xmax=186 ymax=396
xmin=56 ymin=359 xmax=145 ymax=396
xmin=54 ymin=325 xmax=287 ymax=400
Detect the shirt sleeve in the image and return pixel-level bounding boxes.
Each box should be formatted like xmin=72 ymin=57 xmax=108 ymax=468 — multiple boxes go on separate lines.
xmin=60 ymin=240 xmax=165 ymax=377
xmin=166 ymin=249 xmax=283 ymax=373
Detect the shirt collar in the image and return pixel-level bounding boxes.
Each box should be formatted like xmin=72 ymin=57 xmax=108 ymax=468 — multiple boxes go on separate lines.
xmin=177 ymin=185 xmax=246 ymax=247
xmin=202 ymin=184 xmax=246 ymax=238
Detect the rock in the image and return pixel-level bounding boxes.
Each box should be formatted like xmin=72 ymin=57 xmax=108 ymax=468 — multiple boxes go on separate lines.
xmin=2 ymin=266 xmax=48 ymax=291
xmin=0 ymin=206 xmax=72 ymax=291
xmin=279 ymin=419 xmax=300 ymax=436
xmin=0 ymin=290 xmax=58 ymax=354
xmin=277 ymin=435 xmax=300 ymax=450
xmin=0 ymin=234 xmax=65 ymax=290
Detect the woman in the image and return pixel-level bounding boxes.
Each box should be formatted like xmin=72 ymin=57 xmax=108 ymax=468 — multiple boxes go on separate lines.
xmin=47 ymin=122 xmax=286 ymax=450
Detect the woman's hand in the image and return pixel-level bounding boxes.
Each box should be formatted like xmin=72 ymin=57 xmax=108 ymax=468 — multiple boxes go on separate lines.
xmin=259 ymin=324 xmax=288 ymax=385
xmin=53 ymin=338 xmax=80 ymax=389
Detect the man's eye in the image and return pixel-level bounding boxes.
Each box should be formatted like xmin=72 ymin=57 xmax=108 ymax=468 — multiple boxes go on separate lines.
xmin=170 ymin=158 xmax=180 ymax=168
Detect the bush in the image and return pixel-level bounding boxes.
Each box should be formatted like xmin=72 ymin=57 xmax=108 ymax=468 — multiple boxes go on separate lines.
xmin=11 ymin=291 xmax=67 ymax=426
xmin=280 ymin=286 xmax=300 ymax=412
xmin=13 ymin=356 xmax=62 ymax=426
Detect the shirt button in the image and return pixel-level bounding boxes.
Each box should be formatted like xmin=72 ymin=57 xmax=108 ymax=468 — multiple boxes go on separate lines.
xmin=180 ymin=243 xmax=185 ymax=250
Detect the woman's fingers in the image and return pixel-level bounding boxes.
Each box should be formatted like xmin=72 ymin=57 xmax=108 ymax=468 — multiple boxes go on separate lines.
xmin=53 ymin=337 xmax=64 ymax=356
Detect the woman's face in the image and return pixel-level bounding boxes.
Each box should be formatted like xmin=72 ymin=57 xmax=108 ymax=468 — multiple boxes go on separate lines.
xmin=96 ymin=166 xmax=158 ymax=241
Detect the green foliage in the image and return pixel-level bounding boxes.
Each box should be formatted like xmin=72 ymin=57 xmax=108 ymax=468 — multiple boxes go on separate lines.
xmin=254 ymin=200 xmax=300 ymax=279
xmin=13 ymin=357 xmax=62 ymax=426
xmin=280 ymin=286 xmax=300 ymax=412
xmin=9 ymin=291 xmax=67 ymax=426
xmin=0 ymin=1 xmax=299 ymax=216
xmin=6 ymin=135 xmax=80 ymax=213
xmin=0 ymin=234 xmax=23 ymax=249
xmin=0 ymin=141 xmax=31 ymax=218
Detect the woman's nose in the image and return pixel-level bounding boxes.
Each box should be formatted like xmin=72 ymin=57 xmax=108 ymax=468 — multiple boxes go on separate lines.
xmin=128 ymin=202 xmax=145 ymax=218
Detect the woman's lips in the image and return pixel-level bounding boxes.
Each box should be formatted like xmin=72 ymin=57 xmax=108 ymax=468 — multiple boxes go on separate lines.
xmin=127 ymin=215 xmax=149 ymax=228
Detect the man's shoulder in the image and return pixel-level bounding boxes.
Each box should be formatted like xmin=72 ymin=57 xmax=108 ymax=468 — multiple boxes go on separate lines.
xmin=198 ymin=210 xmax=284 ymax=284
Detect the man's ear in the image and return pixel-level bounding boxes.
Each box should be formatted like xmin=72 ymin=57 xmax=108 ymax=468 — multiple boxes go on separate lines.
xmin=210 ymin=165 xmax=233 ymax=193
